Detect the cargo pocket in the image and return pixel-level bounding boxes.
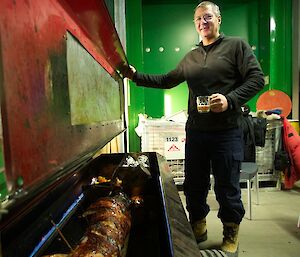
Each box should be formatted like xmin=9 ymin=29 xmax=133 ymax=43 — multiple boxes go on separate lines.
xmin=232 ymin=151 xmax=243 ymax=174
xmin=233 ymin=152 xmax=243 ymax=162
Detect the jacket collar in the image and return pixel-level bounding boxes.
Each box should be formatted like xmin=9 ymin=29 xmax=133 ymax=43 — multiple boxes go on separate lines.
xmin=197 ymin=33 xmax=224 ymax=48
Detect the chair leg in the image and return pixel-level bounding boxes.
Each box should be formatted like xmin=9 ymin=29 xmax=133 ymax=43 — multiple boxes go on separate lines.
xmin=210 ymin=174 xmax=215 ymax=193
xmin=255 ymin=174 xmax=259 ymax=205
xmin=247 ymin=179 xmax=252 ymax=220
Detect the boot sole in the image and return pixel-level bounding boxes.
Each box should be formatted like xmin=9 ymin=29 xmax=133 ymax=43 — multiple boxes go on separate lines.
xmin=220 ymin=245 xmax=239 ymax=257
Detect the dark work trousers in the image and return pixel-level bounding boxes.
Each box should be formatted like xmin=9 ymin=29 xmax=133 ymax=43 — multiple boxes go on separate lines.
xmin=184 ymin=127 xmax=245 ymax=224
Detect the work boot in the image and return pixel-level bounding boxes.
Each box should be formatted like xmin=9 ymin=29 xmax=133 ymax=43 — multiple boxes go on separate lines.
xmin=220 ymin=222 xmax=239 ymax=255
xmin=192 ymin=218 xmax=208 ymax=243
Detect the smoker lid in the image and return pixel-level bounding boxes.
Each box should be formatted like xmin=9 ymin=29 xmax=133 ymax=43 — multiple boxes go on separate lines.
xmin=0 ymin=0 xmax=128 ymax=197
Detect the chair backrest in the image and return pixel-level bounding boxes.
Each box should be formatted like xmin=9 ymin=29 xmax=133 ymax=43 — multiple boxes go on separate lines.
xmin=240 ymin=162 xmax=258 ymax=180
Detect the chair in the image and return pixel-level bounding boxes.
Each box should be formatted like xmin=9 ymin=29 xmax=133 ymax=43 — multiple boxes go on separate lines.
xmin=240 ymin=162 xmax=259 ymax=220
xmin=209 ymin=161 xmax=259 ymax=220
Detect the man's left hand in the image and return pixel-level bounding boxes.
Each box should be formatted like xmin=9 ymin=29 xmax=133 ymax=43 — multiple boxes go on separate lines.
xmin=209 ymin=93 xmax=228 ymax=113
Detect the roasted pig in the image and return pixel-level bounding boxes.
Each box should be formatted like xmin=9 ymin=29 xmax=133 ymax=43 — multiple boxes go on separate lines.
xmin=43 ymin=253 xmax=70 ymax=257
xmin=43 ymin=192 xmax=131 ymax=257
xmin=69 ymin=192 xmax=131 ymax=257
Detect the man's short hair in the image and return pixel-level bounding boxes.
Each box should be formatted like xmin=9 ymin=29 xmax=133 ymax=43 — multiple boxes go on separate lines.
xmin=195 ymin=1 xmax=221 ymax=17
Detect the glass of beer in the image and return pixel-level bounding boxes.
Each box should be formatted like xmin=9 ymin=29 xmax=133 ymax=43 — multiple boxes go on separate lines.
xmin=196 ymin=96 xmax=210 ymax=113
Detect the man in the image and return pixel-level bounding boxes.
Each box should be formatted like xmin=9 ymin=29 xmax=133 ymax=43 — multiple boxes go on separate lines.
xmin=123 ymin=1 xmax=264 ymax=254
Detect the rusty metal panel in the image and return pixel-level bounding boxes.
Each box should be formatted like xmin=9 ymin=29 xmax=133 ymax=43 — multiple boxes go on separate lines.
xmin=0 ymin=0 xmax=127 ymax=194
xmin=60 ymin=0 xmax=128 ymax=71
xmin=67 ymin=32 xmax=122 ymax=125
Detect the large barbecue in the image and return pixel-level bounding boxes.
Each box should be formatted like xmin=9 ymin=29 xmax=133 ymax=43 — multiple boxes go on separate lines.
xmin=0 ymin=152 xmax=201 ymax=257
xmin=0 ymin=1 xmax=202 ymax=257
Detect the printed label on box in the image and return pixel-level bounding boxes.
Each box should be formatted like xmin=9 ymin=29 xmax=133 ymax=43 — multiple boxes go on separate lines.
xmin=164 ymin=135 xmax=185 ymax=160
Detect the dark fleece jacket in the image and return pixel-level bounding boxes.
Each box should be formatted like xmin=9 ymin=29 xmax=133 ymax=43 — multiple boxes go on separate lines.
xmin=133 ymin=34 xmax=265 ymax=131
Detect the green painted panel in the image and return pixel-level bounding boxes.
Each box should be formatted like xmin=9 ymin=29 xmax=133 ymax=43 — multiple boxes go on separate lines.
xmin=0 ymin=144 xmax=3 ymax=168
xmin=0 ymin=171 xmax=7 ymax=200
xmin=220 ymin=3 xmax=249 ymax=41
xmin=166 ymin=83 xmax=189 ymax=114
xmin=143 ymin=4 xmax=196 ymax=116
xmin=0 ymin=118 xmax=6 ymax=199
xmin=257 ymin=0 xmax=270 ymax=79
xmin=144 ymin=87 xmax=164 ymax=117
xmin=126 ymin=0 xmax=145 ymax=151
xmin=270 ymin=0 xmax=292 ymax=97
xmin=67 ymin=33 xmax=122 ymax=125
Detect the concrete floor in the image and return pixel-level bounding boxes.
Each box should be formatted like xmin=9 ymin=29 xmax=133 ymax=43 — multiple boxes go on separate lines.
xmin=178 ymin=184 xmax=300 ymax=257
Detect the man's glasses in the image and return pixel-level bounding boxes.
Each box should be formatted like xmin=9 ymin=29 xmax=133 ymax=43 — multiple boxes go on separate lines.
xmin=194 ymin=14 xmax=213 ymax=24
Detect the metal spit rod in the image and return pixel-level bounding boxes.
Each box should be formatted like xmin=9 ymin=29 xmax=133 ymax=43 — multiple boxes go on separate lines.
xmin=50 ymin=220 xmax=74 ymax=253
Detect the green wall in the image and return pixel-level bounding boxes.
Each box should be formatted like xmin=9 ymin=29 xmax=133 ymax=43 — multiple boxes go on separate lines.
xmin=126 ymin=0 xmax=145 ymax=151
xmin=143 ymin=4 xmax=197 ymax=117
xmin=126 ymin=0 xmax=293 ymax=152
xmin=219 ymin=0 xmax=264 ymax=108
xmin=270 ymin=0 xmax=292 ymax=95
xmin=0 ymin=144 xmax=6 ymax=200
xmin=0 ymin=171 xmax=7 ymax=200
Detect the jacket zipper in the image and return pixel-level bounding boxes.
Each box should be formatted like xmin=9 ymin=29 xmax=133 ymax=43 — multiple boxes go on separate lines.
xmin=203 ymin=51 xmax=207 ymax=64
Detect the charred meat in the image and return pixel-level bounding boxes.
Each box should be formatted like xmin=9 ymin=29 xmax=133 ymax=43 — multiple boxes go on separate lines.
xmin=44 ymin=192 xmax=131 ymax=257
xmin=70 ymin=192 xmax=131 ymax=257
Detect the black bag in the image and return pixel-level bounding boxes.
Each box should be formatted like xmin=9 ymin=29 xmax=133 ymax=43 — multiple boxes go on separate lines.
xmin=274 ymin=151 xmax=290 ymax=171
xmin=252 ymin=117 xmax=267 ymax=147
xmin=240 ymin=105 xmax=268 ymax=162
xmin=274 ymin=127 xmax=290 ymax=171
xmin=240 ymin=111 xmax=256 ymax=162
